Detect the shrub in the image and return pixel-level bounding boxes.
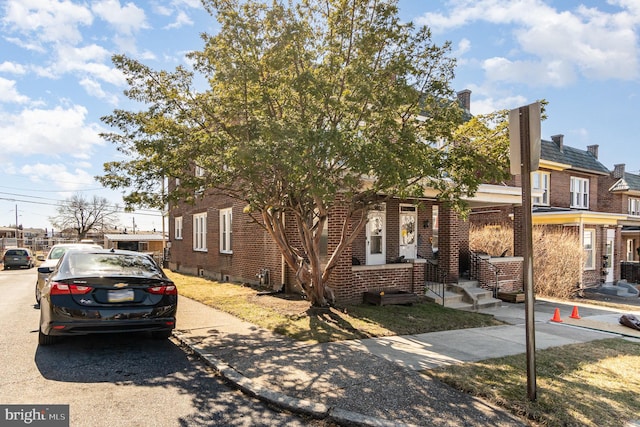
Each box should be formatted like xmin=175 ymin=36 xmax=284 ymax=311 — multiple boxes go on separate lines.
xmin=470 ymin=225 xmax=583 ymax=299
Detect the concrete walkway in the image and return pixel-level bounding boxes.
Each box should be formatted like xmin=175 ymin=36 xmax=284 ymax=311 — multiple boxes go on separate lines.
xmin=173 ymin=296 xmax=640 ymax=427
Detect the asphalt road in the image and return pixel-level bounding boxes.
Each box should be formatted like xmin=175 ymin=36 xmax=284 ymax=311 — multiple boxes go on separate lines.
xmin=0 ymin=267 xmax=327 ymax=427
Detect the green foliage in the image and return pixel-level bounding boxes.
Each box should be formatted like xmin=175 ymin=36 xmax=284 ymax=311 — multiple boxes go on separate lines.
xmin=99 ymin=0 xmax=513 ymax=306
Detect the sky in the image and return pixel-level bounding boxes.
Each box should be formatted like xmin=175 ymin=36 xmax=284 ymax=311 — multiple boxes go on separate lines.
xmin=1 ymin=0 xmax=640 ymax=232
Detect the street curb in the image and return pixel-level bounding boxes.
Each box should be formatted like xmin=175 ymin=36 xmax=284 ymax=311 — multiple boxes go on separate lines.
xmin=172 ymin=331 xmax=418 ymax=427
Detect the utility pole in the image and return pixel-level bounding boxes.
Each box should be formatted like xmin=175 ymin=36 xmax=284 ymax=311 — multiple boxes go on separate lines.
xmin=15 ymin=204 xmax=19 ymax=242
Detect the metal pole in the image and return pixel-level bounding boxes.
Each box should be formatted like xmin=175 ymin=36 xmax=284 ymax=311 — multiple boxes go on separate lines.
xmin=519 ymin=105 xmax=537 ymax=401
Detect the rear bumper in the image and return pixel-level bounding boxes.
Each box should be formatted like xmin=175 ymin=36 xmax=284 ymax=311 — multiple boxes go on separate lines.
xmin=41 ymin=304 xmax=177 ymax=336
xmin=43 ymin=318 xmax=176 ymax=336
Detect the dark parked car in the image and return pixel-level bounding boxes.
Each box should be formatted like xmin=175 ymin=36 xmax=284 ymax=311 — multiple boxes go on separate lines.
xmin=3 ymin=248 xmax=34 ymax=269
xmin=38 ymin=249 xmax=178 ymax=345
xmin=35 ymin=243 xmax=102 ymax=304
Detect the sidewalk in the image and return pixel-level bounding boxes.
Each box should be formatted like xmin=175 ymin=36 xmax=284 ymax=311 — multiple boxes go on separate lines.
xmin=173 ymin=297 xmax=640 ymax=427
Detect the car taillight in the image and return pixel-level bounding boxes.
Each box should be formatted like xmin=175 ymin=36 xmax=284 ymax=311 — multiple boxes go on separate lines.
xmin=49 ymin=282 xmax=92 ymax=295
xmin=148 ymin=284 xmax=177 ymax=295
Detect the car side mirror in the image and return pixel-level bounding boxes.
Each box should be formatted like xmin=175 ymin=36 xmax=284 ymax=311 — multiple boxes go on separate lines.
xmin=37 ymin=255 xmax=45 ymax=261
xmin=37 ymin=266 xmax=54 ymax=274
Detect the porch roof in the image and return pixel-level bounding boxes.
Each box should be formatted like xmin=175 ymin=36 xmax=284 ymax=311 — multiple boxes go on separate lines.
xmin=462 ymin=183 xmax=523 ymax=208
xmin=531 ymin=209 xmax=627 ymax=226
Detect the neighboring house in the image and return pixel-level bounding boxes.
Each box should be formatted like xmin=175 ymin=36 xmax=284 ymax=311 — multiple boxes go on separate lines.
xmin=103 ymin=233 xmax=166 ymax=263
xmin=474 ymin=135 xmax=637 ymax=288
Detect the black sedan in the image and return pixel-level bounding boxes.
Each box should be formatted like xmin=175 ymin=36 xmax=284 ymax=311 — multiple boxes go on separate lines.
xmin=38 ymin=249 xmax=177 ymax=345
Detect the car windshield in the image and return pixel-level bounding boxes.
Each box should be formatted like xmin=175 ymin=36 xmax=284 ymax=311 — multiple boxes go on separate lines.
xmin=5 ymin=249 xmax=27 ymax=256
xmin=65 ymin=252 xmax=164 ymax=278
xmin=49 ymin=247 xmax=68 ymax=260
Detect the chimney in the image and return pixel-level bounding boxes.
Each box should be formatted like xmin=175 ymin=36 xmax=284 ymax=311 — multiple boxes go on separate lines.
xmin=613 ymin=164 xmax=625 ymax=179
xmin=551 ymin=134 xmax=564 ymax=152
xmin=586 ymin=144 xmax=599 ymax=159
xmin=457 ymin=89 xmax=471 ymax=113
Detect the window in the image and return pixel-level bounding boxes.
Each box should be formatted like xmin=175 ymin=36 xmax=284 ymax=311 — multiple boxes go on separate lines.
xmin=175 ymin=216 xmax=183 ymax=240
xmin=629 ymin=198 xmax=640 ymax=216
xmin=193 ymin=212 xmax=207 ymax=251
xmin=532 ymin=171 xmax=550 ymax=205
xmin=583 ymin=229 xmax=595 ymax=270
xmin=138 ymin=242 xmax=149 ymax=252
xmin=570 ymin=177 xmax=589 ymax=209
xmin=219 ymin=208 xmax=232 ymax=254
xmin=195 ymin=165 xmax=205 ymax=177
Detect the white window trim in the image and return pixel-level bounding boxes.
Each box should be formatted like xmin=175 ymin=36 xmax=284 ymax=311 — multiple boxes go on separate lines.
xmin=629 ymin=198 xmax=640 ymax=216
xmin=220 ymin=207 xmax=233 ymax=254
xmin=193 ymin=212 xmax=207 ymax=252
xmin=532 ymin=171 xmax=550 ymax=206
xmin=583 ymin=228 xmax=595 ymax=270
xmin=175 ymin=216 xmax=183 ymax=240
xmin=570 ymin=177 xmax=589 ymax=209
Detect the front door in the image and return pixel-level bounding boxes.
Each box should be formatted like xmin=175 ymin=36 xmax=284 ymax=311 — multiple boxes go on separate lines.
xmin=366 ymin=205 xmax=386 ymax=265
xmin=399 ymin=204 xmax=417 ymax=259
xmin=605 ymin=229 xmax=615 ymax=283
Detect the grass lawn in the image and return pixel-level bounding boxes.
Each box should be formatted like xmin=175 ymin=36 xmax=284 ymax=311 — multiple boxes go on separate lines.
xmin=168 ymin=270 xmax=640 ymax=426
xmin=166 ymin=270 xmax=502 ymax=343
xmin=425 ymin=338 xmax=640 ymax=427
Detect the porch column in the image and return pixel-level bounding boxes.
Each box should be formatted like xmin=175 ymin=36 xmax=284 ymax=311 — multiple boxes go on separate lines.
xmin=439 ymin=206 xmax=461 ymax=283
xmin=327 ymin=197 xmax=354 ymax=304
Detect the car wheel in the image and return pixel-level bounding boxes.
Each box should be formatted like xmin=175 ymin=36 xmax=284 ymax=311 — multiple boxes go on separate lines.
xmin=151 ymin=330 xmax=172 ymax=340
xmin=35 ymin=284 xmax=41 ymax=305
xmin=38 ymin=328 xmax=57 ymax=346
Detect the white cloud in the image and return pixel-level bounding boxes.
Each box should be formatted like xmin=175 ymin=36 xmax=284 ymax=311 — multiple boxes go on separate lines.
xmin=417 ymin=0 xmax=640 ymax=85
xmin=165 ymin=10 xmax=193 ymax=29
xmin=20 ymin=163 xmax=96 ymax=192
xmin=92 ymin=0 xmax=148 ymax=35
xmin=36 ymin=44 xmax=126 ymax=87
xmin=0 ymin=104 xmax=104 ymax=160
xmin=0 ymin=77 xmax=30 ymax=104
xmin=0 ymin=61 xmax=26 ymax=74
xmin=79 ymin=78 xmax=119 ymax=105
xmin=482 ymin=57 xmax=576 ymax=87
xmin=2 ymin=0 xmax=93 ymax=46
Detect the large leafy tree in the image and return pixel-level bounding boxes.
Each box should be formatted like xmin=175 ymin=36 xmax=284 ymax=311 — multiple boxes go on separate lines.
xmin=99 ymin=0 xmax=509 ymax=307
xmin=50 ymin=194 xmax=120 ymax=240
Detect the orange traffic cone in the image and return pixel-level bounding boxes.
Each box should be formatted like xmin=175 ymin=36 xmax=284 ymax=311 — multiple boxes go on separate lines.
xmin=550 ymin=308 xmax=563 ymax=323
xmin=570 ymin=306 xmax=581 ymax=319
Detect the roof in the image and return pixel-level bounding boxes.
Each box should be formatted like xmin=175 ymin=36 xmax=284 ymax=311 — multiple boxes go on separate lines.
xmin=540 ymin=139 xmax=610 ymax=175
xmin=104 ymin=233 xmax=166 ymax=242
xmin=609 ymin=171 xmax=640 ymax=193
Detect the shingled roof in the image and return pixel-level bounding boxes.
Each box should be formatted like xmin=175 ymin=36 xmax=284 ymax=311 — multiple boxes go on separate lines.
xmin=609 ymin=170 xmax=640 ymax=192
xmin=540 ymin=138 xmax=610 ymax=175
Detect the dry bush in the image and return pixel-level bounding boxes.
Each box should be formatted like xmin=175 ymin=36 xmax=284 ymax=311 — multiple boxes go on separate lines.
xmin=470 ymin=224 xmax=583 ymax=299
xmin=533 ymin=226 xmax=583 ymax=299
xmin=469 ymin=224 xmax=513 ymax=256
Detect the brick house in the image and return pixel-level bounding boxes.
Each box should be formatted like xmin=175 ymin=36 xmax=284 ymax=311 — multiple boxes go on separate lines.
xmin=473 ymin=135 xmax=639 ymax=288
xmin=165 ymin=89 xmax=533 ymax=306
xmin=166 ymin=177 xmax=527 ymax=305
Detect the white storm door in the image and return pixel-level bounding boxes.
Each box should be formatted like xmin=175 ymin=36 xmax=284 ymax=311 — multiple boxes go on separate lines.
xmin=399 ymin=204 xmax=417 ymax=259
xmin=366 ymin=207 xmax=386 ymax=265
xmin=605 ymin=229 xmax=615 ymax=283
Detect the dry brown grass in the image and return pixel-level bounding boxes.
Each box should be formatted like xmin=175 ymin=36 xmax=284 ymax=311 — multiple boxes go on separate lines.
xmin=470 ymin=224 xmax=583 ymax=299
xmin=167 ymin=270 xmax=502 ymax=343
xmin=426 ymin=338 xmax=640 ymax=427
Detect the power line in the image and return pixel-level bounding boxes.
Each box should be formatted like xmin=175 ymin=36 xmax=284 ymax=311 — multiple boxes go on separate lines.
xmin=0 ymin=196 xmax=162 ymax=217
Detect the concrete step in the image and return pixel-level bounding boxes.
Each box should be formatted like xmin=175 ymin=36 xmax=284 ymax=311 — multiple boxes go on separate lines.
xmin=424 ymin=280 xmax=502 ymax=310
